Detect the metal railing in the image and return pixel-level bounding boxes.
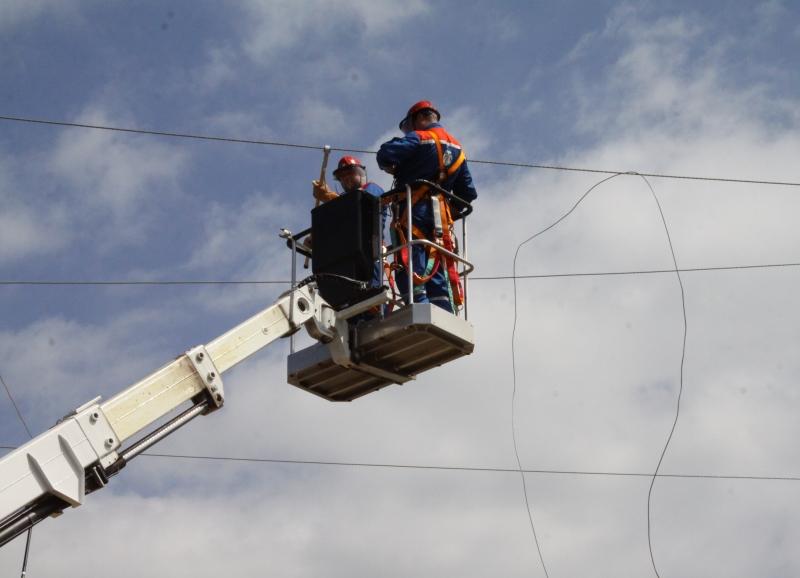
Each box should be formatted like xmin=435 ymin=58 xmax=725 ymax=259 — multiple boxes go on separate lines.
xmin=283 ymin=179 xmax=474 ymax=319
xmin=381 ymin=181 xmax=473 ymax=319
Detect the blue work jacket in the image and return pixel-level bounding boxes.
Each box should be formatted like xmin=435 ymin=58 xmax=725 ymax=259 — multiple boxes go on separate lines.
xmin=377 ymin=123 xmax=477 ymax=226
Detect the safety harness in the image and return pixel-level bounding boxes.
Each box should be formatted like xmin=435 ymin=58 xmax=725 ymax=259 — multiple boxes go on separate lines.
xmin=386 ymin=127 xmax=467 ymax=311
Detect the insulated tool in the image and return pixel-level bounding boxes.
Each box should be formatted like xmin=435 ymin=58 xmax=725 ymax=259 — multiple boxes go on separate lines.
xmin=305 ymin=145 xmax=331 ymax=269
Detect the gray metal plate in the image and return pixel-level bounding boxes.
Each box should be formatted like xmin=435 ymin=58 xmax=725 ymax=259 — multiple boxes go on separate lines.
xmin=287 ymin=304 xmax=474 ymax=401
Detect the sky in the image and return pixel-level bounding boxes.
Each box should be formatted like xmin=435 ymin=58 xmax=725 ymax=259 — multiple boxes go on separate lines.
xmin=1 ymin=0 xmax=799 ymax=576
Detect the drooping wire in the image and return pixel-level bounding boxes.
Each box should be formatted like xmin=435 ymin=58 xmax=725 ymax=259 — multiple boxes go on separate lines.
xmin=1 ymin=444 xmax=799 ymax=481
xmin=634 ymin=174 xmax=687 ymax=578
xmin=2 ymin=114 xmax=800 ymax=187
xmin=509 ymin=171 xmax=689 ymax=578
xmin=511 ymin=173 xmax=624 ymax=577
xmin=1 ymin=373 xmax=33 ymax=439
xmin=1 ymin=372 xmax=35 ymax=577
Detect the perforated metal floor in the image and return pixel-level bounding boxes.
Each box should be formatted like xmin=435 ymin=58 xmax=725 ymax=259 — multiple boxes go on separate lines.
xmin=287 ymin=304 xmax=474 ymax=401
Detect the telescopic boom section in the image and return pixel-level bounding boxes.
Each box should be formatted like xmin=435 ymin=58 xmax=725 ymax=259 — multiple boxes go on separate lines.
xmin=100 ymin=285 xmax=318 ymax=442
xmin=0 ymin=285 xmax=324 ymax=546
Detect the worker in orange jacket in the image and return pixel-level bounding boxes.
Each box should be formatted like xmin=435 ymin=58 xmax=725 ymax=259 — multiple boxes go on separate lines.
xmin=377 ymin=101 xmax=477 ymax=312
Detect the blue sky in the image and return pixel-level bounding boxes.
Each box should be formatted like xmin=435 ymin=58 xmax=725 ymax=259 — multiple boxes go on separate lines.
xmin=2 ymin=1 xmax=800 ymax=576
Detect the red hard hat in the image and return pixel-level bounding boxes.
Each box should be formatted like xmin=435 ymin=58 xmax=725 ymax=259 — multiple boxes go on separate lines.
xmin=333 ymin=155 xmax=366 ymax=178
xmin=399 ymin=100 xmax=441 ymax=130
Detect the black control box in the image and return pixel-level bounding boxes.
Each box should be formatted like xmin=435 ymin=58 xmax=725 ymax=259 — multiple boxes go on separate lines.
xmin=311 ymin=190 xmax=381 ymax=309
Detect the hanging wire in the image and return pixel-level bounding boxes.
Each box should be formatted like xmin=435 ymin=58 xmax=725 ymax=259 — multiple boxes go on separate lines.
xmin=0 ymin=374 xmax=33 ymax=439
xmin=633 ymin=174 xmax=688 ymax=578
xmin=1 ymin=372 xmax=35 ymax=577
xmin=509 ymin=171 xmax=688 ymax=578
xmin=511 ymin=173 xmax=624 ymax=577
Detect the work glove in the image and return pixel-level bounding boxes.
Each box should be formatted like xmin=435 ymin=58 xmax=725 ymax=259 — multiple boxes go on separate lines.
xmin=312 ymin=180 xmax=339 ymax=203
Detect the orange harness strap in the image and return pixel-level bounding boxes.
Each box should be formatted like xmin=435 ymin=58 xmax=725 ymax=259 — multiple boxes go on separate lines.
xmin=389 ymin=128 xmax=467 ymax=307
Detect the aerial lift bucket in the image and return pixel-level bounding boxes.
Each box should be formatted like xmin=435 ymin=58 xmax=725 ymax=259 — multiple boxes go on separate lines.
xmin=284 ymin=182 xmax=475 ymax=401
xmin=288 ymin=302 xmax=474 ymax=401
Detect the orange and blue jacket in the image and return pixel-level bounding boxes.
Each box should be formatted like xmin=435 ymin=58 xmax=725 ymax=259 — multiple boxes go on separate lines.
xmin=377 ymin=123 xmax=477 ymax=227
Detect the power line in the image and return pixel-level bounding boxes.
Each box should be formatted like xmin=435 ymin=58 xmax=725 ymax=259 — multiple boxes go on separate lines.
xmin=1 ymin=261 xmax=798 ymax=287
xmin=2 ymin=114 xmax=800 ymax=187
xmin=636 ymin=174 xmax=687 ymax=578
xmin=508 ymin=172 xmax=690 ymax=578
xmin=0 ymin=374 xmax=32 ymax=440
xmin=511 ymin=173 xmax=624 ymax=578
xmin=0 ymin=279 xmax=291 ymax=286
xmin=0 ymin=373 xmax=35 ymax=577
xmin=0 ymin=115 xmax=325 ymax=152
xmin=474 ymin=261 xmax=800 ymax=280
xmin=0 ymin=446 xmax=797 ymax=482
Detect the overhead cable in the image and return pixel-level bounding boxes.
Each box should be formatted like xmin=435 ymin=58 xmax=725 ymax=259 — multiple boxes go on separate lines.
xmin=508 ymin=171 xmax=689 ymax=578
xmin=1 ymin=261 xmax=799 ymax=287
xmin=1 ymin=446 xmax=797 ymax=482
xmin=2 ymin=114 xmax=799 ymax=187
xmin=510 ymin=173 xmax=625 ymax=578
xmin=636 ymin=175 xmax=687 ymax=578
xmin=0 ymin=374 xmax=33 ymax=439
xmin=0 ymin=374 xmax=35 ymax=576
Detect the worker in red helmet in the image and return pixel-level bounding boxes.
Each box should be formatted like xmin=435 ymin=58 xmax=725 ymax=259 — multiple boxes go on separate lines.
xmin=313 ymin=155 xmax=385 ymax=202
xmin=377 ymin=100 xmax=477 ymax=313
xmin=312 ymin=156 xmax=388 ymax=307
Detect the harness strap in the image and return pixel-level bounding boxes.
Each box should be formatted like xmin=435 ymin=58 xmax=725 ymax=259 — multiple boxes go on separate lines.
xmin=428 ymin=130 xmax=466 ymax=184
xmin=430 ymin=130 xmax=447 ymax=183
xmin=388 ymin=127 xmax=468 ymax=309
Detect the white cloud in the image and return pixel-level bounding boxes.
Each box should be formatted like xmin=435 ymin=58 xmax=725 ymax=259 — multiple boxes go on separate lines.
xmin=204 ymin=109 xmax=276 ymax=141
xmin=446 ymin=106 xmax=492 ymax=158
xmin=47 ymin=107 xmax=189 ymax=244
xmin=180 ymin=191 xmax=296 ymax=312
xmin=754 ymin=0 xmax=787 ymax=30
xmin=0 ymin=308 xmax=184 ymax=433
xmin=0 ymin=0 xmax=78 ymax=31
xmin=187 ymin=192 xmax=294 ymax=270
xmin=240 ymin=0 xmax=429 ymax=64
xmin=0 ymin=156 xmax=70 ymax=263
xmin=292 ymin=98 xmax=349 ymax=140
xmin=195 ymin=45 xmax=239 ymax=92
xmin=0 ymin=207 xmax=63 ymax=262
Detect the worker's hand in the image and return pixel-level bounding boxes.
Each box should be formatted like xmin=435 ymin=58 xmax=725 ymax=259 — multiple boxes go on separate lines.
xmin=312 ymin=180 xmax=339 ymax=202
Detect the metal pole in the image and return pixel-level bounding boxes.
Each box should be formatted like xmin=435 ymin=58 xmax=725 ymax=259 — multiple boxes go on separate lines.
xmin=379 ymin=200 xmax=385 ymax=319
xmin=462 ymin=218 xmax=468 ymax=321
xmin=406 ymin=185 xmax=413 ymax=306
xmin=289 ymin=235 xmax=298 ymax=354
xmin=119 ymin=402 xmax=208 ymax=464
xmin=20 ymin=528 xmax=31 ymax=578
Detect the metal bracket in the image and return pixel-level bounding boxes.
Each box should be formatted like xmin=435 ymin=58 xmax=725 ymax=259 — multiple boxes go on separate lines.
xmin=324 ymin=290 xmax=413 ymax=385
xmin=335 ymin=289 xmax=392 ymax=321
xmin=302 ymin=290 xmax=338 ymax=343
xmin=186 ymin=345 xmax=224 ymax=411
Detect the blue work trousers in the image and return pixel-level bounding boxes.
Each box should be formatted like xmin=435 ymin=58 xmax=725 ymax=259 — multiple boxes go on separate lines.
xmin=395 ymin=243 xmax=453 ymax=313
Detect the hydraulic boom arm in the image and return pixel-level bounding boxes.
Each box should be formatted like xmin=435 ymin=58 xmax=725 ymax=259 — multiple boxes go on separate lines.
xmin=0 ymin=282 xmax=366 ymax=547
